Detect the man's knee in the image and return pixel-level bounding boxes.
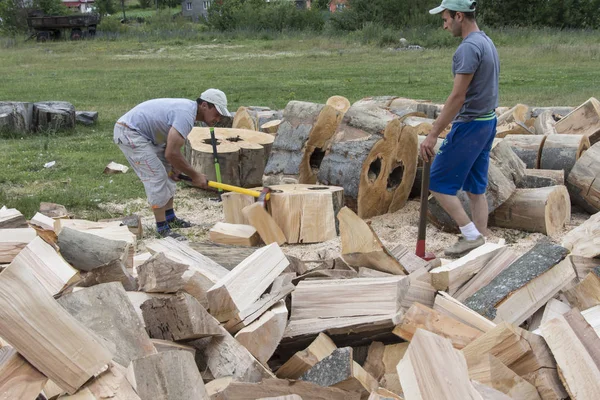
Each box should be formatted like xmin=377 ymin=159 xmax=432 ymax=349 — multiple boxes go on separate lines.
xmin=466 ymin=191 xmax=486 ymax=200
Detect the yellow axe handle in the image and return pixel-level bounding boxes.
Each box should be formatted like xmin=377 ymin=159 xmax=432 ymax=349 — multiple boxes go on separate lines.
xmin=207 ymin=181 xmax=271 ymax=201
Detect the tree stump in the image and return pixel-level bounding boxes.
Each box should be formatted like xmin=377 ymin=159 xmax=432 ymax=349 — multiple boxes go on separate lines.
xmin=33 ymin=101 xmax=76 ymax=132
xmin=232 ymin=106 xmax=283 ymax=132
xmin=567 ymin=142 xmax=600 ymax=213
xmin=428 ymin=140 xmax=524 ymax=232
xmin=317 ymin=105 xmax=419 ymax=218
xmin=263 ymin=101 xmax=345 ymax=185
xmin=555 ymin=97 xmax=600 ymax=145
xmin=489 ymin=185 xmax=571 ymax=237
xmin=539 ymin=134 xmax=590 ymax=181
xmin=185 ymin=127 xmax=274 ymax=188
xmin=0 ymin=102 xmax=34 ymax=134
xmin=503 ymin=134 xmax=547 ymax=169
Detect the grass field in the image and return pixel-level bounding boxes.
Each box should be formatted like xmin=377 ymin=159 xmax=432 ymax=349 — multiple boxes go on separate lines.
xmin=1 ymin=29 xmax=600 ymax=218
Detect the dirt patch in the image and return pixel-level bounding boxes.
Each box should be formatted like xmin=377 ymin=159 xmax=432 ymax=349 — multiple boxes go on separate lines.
xmin=100 ymin=185 xmax=590 ymax=261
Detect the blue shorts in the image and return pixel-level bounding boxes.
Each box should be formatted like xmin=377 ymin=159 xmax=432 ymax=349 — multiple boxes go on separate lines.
xmin=429 ymin=117 xmax=497 ymax=196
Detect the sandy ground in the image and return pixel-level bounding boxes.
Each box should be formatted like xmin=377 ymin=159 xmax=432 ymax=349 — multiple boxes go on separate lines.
xmin=100 ymin=184 xmax=590 ymax=262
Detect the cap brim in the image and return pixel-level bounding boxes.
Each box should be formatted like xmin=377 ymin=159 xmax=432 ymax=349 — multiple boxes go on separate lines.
xmin=215 ymin=104 xmax=232 ymax=118
xmin=429 ymin=5 xmax=446 ymax=14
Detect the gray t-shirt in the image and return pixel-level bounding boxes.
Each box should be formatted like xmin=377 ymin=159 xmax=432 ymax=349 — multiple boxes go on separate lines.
xmin=452 ymin=31 xmax=500 ymax=122
xmin=118 ymin=98 xmax=197 ymax=145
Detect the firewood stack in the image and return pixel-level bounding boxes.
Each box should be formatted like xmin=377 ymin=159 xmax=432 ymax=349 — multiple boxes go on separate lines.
xmin=2 ymin=200 xmax=600 ymax=400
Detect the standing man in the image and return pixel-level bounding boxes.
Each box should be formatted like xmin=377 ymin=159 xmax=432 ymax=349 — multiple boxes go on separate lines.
xmin=114 ymin=89 xmax=231 ymax=239
xmin=420 ymin=0 xmax=500 ymax=257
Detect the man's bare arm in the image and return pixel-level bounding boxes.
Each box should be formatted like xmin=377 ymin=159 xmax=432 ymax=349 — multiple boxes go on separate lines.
xmin=165 ymin=127 xmax=207 ymax=188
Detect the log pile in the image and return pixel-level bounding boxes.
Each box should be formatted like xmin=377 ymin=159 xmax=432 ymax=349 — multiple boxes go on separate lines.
xmin=1 ymin=202 xmax=600 ymax=400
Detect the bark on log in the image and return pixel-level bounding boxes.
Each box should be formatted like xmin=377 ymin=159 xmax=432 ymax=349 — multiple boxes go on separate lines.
xmin=489 ymin=185 xmax=571 ymax=237
xmin=539 ymin=134 xmax=590 ymax=181
xmin=33 ymin=101 xmax=76 ymax=132
xmin=232 ymin=106 xmax=283 ymax=132
xmin=0 ymin=102 xmax=34 ymax=134
xmin=263 ymin=101 xmax=345 ymax=185
xmin=317 ymin=105 xmax=419 ymax=218
xmin=517 ymin=169 xmax=565 ymax=189
xmin=503 ymin=134 xmax=547 ymax=169
xmin=555 ymin=97 xmax=600 ymax=145
xmin=567 ymin=142 xmax=600 ymax=213
xmin=185 ymin=127 xmax=274 ymax=188
xmin=428 ymin=140 xmax=524 ymax=232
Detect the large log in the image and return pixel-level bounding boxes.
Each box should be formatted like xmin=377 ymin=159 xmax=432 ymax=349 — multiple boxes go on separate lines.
xmin=503 ymin=134 xmax=546 ymax=169
xmin=232 ymin=106 xmax=282 ymax=132
xmin=517 ymin=169 xmax=565 ymax=189
xmin=0 ymin=101 xmax=34 ymax=134
xmin=318 ymin=104 xmax=419 ymax=217
xmin=554 ymin=97 xmax=600 ymax=145
xmin=58 ymin=282 xmax=157 ymax=368
xmin=263 ymin=101 xmax=345 ymax=185
xmin=489 ymin=185 xmax=571 ymax=237
xmin=221 ymin=184 xmax=343 ymax=244
xmin=428 ymin=140 xmax=525 ymax=232
xmin=33 ymin=101 xmax=76 ymax=132
xmin=561 ymin=211 xmax=600 ymax=258
xmin=567 ymin=141 xmax=600 ymax=213
xmin=539 ymin=134 xmax=590 ymax=181
xmin=185 ymin=127 xmax=274 ymax=188
xmin=0 ymin=262 xmax=112 ymax=394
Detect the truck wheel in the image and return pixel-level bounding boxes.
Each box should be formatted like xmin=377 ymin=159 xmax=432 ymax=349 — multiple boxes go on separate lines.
xmin=71 ymin=29 xmax=82 ymax=40
xmin=36 ymin=32 xmax=49 ymax=42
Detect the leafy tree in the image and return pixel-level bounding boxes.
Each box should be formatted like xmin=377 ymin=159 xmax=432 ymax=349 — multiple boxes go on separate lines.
xmin=138 ymin=0 xmax=153 ymax=8
xmin=95 ymin=0 xmax=117 ymax=15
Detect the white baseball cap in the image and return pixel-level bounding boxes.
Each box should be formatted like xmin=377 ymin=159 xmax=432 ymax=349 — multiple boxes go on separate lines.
xmin=199 ymin=88 xmax=232 ymax=117
xmin=429 ymin=0 xmax=477 ymax=14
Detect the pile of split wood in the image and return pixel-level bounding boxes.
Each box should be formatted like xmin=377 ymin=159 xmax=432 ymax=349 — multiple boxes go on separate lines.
xmin=0 ymin=101 xmax=97 ymax=133
xmin=1 ymin=197 xmax=600 ymax=400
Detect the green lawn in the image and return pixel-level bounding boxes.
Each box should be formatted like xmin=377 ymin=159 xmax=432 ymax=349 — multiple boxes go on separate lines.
xmin=1 ymin=33 xmax=600 ymax=218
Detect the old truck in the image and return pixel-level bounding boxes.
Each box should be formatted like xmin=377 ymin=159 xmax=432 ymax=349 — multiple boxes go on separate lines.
xmin=27 ymin=13 xmax=100 ymax=41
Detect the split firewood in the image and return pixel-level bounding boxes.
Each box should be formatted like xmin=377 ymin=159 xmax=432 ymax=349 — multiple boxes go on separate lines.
xmin=209 ymin=222 xmax=261 ymax=247
xmin=517 ymin=169 xmax=565 ymax=189
xmin=103 ymin=161 xmax=129 ymax=174
xmin=10 ymin=236 xmax=79 ymax=295
xmin=263 ymin=101 xmax=345 ymax=186
xmin=503 ymin=134 xmax=546 ymax=168
xmin=276 ymin=333 xmax=337 ymax=379
xmin=467 ymin=354 xmax=541 ymax=400
xmin=570 ymin=254 xmax=600 ymax=281
xmin=568 ymin=141 xmax=600 ymax=213
xmin=223 ymin=184 xmax=343 ymax=244
xmin=60 ymin=361 xmax=140 ymax=399
xmin=30 ymin=211 xmax=55 ymax=231
xmin=539 ymin=134 xmax=590 ymax=180
xmin=496 ymin=104 xmax=534 ymax=137
xmin=298 ymin=347 xmax=378 ymax=397
xmin=0 ymin=206 xmax=27 ymax=228
xmin=471 ymin=380 xmax=513 ymax=400
xmin=242 ymin=203 xmax=287 ymax=245
xmin=39 ymin=202 xmax=69 ymax=218
xmin=533 ymin=109 xmax=558 ymax=135
xmin=140 ymin=291 xmax=222 ymax=341
xmin=367 ymin=390 xmax=403 ymax=400
xmin=582 ymin=305 xmax=600 ymax=336
xmin=207 ymin=243 xmax=289 ymax=322
xmin=0 ymin=346 xmax=48 ymax=400
xmin=144 ymin=237 xmax=229 ymax=308
xmin=363 ymin=341 xmax=408 ymax=394
xmin=125 ymin=291 xmax=170 ymax=327
xmin=397 ymin=329 xmax=482 ymax=400
xmin=554 ymin=96 xmax=600 ymax=145
xmin=463 ymin=242 xmax=572 ymax=325
xmin=77 ymin=258 xmax=137 ymax=291
xmin=433 ymin=292 xmax=497 ymax=334
xmin=529 ymin=298 xmax=571 ymax=333
xmin=131 ymin=350 xmax=208 ymax=400
xmin=58 ymin=282 xmax=157 ymax=368
xmin=393 ymin=303 xmax=482 ymax=349
xmin=429 ymin=242 xmax=505 ymax=294
xmin=562 ymin=267 xmax=600 ymax=310
xmin=186 ymin=127 xmax=274 ymax=188
xmin=489 ymin=185 xmax=571 ymax=236
xmin=208 ymin=378 xmax=359 ymax=400
xmin=0 ymin=227 xmax=36 ymax=263
xmin=428 ymin=140 xmax=525 ymax=232
xmin=402 ymin=267 xmax=436 ymax=309
xmin=318 ymin=104 xmax=419 ymax=218
xmin=290 ymin=276 xmax=408 ymax=322
xmin=234 ymin=301 xmax=288 ymax=365
xmin=188 ymin=241 xmax=257 ymax=270
xmin=232 ymin=106 xmax=282 ymax=132
xmin=561 ymin=211 xmax=600 ymax=258
xmin=151 ymin=339 xmax=196 ymax=356
xmin=338 ymin=206 xmax=407 ymax=275
xmin=541 ymin=310 xmax=600 ymax=398
xmin=452 ymin=248 xmax=518 ymax=303
xmin=260 ymin=119 xmax=282 ymax=134
xmin=0 ymin=262 xmax=112 ymax=394
xmin=98 ymin=214 xmax=143 ymax=240
xmin=57 ymin=226 xmax=132 ymax=272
